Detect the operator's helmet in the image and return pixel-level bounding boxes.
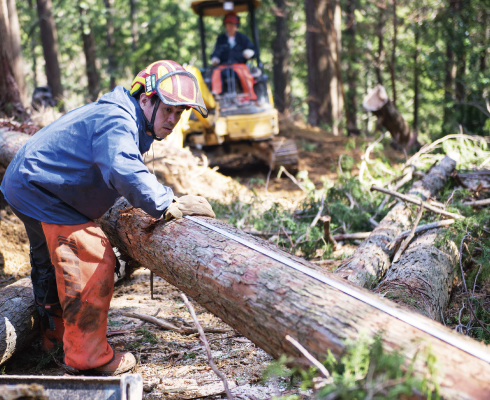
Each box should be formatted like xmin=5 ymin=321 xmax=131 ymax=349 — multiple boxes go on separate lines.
xmin=130 ymin=60 xmax=208 ymax=118
xmin=223 ymin=12 xmax=240 ymax=26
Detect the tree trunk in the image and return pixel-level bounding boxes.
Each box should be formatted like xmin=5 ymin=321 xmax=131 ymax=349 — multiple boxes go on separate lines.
xmin=0 ymin=0 xmax=25 ymax=118
xmin=104 ymin=0 xmax=116 ymax=90
xmin=389 ymin=0 xmax=397 ymax=107
xmin=375 ymin=4 xmax=386 ymax=85
xmin=413 ymin=26 xmax=420 ymax=132
xmin=6 ymin=0 xmax=27 ymax=106
xmin=36 ymin=0 xmax=63 ymax=106
xmin=345 ymin=0 xmax=358 ymax=135
xmin=79 ymin=3 xmax=99 ymax=102
xmin=0 ymin=278 xmax=40 ymax=366
xmin=129 ymin=0 xmax=138 ymax=76
xmin=335 ymin=156 xmax=456 ymax=288
xmin=375 ymin=229 xmax=459 ymax=322
xmin=0 ymin=129 xmax=29 ymax=169
xmin=362 ymin=84 xmax=411 ymax=146
xmin=272 ymin=0 xmax=290 ymax=114
xmin=1 ymin=131 xmax=490 ymax=399
xmin=304 ymin=0 xmax=320 ymax=126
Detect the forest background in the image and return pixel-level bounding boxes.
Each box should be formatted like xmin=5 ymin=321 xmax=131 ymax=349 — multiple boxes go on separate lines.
xmin=7 ymin=0 xmax=490 ymax=143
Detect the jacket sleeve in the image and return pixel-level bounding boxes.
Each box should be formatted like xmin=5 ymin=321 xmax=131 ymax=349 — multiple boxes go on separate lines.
xmin=239 ymin=32 xmax=255 ymax=54
xmin=211 ymin=34 xmax=225 ymax=60
xmin=91 ymin=112 xmax=174 ymax=219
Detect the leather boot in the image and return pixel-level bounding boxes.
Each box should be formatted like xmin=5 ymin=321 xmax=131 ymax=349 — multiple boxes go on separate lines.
xmin=87 ymin=351 xmax=136 ymax=376
xmin=40 ymin=307 xmax=64 ymax=353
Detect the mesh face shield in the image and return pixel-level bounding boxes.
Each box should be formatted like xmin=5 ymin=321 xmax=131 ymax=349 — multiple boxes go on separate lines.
xmin=145 ymin=70 xmax=208 ymax=118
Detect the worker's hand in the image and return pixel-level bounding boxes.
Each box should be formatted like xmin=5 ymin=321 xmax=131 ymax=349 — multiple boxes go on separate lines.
xmin=164 ymin=195 xmax=216 ymax=220
xmin=242 ymin=49 xmax=254 ymax=59
xmin=211 ymin=57 xmax=220 ymax=66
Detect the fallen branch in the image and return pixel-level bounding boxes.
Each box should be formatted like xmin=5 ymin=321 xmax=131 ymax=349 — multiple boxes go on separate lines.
xmin=120 ymin=311 xmax=230 ymax=334
xmin=333 ymin=232 xmax=371 ymax=241
xmin=320 ymin=216 xmax=338 ymax=250
xmin=392 ymin=201 xmax=424 ymax=263
xmin=181 ymin=293 xmax=234 ymax=400
xmin=370 ymin=185 xmax=464 ymax=219
xmin=387 ymin=219 xmax=456 ymax=251
xmin=285 ymin=335 xmax=331 ymax=379
xmin=277 ymin=166 xmax=307 ymax=192
xmin=462 ymin=199 xmax=490 ymax=207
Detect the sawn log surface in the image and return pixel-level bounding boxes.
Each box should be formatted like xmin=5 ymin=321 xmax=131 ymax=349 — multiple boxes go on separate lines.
xmin=99 ymin=198 xmax=490 ymax=400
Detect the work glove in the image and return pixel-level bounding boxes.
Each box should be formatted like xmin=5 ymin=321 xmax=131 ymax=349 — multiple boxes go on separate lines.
xmin=164 ymin=195 xmax=216 ymax=220
xmin=211 ymin=57 xmax=220 ymax=66
xmin=242 ymin=49 xmax=255 ymax=59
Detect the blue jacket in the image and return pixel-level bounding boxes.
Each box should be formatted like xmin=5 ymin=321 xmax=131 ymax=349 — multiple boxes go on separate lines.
xmin=211 ymin=31 xmax=255 ymax=65
xmin=1 ymin=86 xmax=174 ymax=224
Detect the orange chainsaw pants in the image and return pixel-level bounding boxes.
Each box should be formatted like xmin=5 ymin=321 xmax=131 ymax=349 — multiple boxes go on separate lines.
xmin=41 ymin=221 xmax=115 ymax=370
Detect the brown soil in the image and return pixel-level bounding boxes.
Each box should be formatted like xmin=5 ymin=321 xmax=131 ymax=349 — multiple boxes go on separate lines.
xmin=0 ymin=117 xmax=402 ymax=398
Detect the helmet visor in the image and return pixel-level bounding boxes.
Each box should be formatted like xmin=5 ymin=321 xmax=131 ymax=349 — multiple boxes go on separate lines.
xmin=154 ymin=70 xmax=208 ymax=118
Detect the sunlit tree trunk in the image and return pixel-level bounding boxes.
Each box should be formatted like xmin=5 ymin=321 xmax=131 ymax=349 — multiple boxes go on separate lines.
xmin=345 ymin=0 xmax=358 ymax=135
xmin=304 ymin=0 xmax=342 ymax=134
xmin=79 ymin=3 xmax=99 ymax=102
xmin=6 ymin=0 xmax=27 ymax=106
xmin=272 ymin=0 xmax=291 ymax=114
xmin=0 ymin=0 xmax=26 ymax=118
xmin=104 ymin=0 xmax=116 ymax=90
xmin=36 ymin=0 xmax=63 ymax=106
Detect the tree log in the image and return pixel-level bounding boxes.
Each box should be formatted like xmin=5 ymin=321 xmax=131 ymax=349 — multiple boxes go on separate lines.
xmin=2 ymin=131 xmax=490 ymax=399
xmin=0 ymin=278 xmax=40 ymax=366
xmin=98 ymin=199 xmax=490 ymax=399
xmin=0 ymin=128 xmax=28 ymax=170
xmin=375 ymin=229 xmax=458 ymax=322
xmin=335 ymin=156 xmax=456 ymax=288
xmin=363 ymin=84 xmax=412 ymax=146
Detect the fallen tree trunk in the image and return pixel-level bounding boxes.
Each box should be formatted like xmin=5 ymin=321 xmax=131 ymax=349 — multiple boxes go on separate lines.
xmin=0 ymin=129 xmax=28 ymax=168
xmin=3 ymin=131 xmax=490 ymax=398
xmin=375 ymin=229 xmax=459 ymax=322
xmin=363 ymin=85 xmax=412 ymax=146
xmin=99 ymin=199 xmax=490 ymax=399
xmin=0 ymin=278 xmax=40 ymax=366
xmin=335 ymin=156 xmax=456 ymax=288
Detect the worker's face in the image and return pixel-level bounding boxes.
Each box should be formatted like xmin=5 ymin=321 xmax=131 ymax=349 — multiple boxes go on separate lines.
xmin=140 ymin=95 xmax=185 ymax=139
xmin=225 ymin=22 xmax=238 ymax=37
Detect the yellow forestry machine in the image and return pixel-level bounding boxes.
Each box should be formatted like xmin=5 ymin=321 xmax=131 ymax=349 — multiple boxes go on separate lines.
xmin=181 ymin=0 xmax=298 ymax=171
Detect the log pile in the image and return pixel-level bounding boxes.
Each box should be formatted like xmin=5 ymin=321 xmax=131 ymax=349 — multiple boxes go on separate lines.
xmin=335 ymin=156 xmax=457 ymax=288
xmin=2 ymin=130 xmax=490 ymax=399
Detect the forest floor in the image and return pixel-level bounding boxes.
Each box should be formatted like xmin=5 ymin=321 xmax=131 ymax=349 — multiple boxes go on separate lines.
xmin=1 ymin=117 xmax=488 ymax=399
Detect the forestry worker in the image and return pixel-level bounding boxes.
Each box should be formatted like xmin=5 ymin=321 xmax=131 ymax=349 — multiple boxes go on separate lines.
xmin=0 ymin=60 xmax=215 ymax=375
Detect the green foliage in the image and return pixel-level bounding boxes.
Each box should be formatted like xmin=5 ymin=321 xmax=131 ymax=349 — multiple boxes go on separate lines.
xmin=129 ymin=327 xmax=158 ymax=349
xmin=266 ymin=336 xmax=439 ymax=400
xmin=211 ymin=172 xmax=385 ymax=260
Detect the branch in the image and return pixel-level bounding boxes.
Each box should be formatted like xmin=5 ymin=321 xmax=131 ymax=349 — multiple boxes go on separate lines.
xmin=370 ymin=185 xmax=464 ymax=219
xmin=392 ymin=200 xmax=424 ymax=263
xmin=181 ymin=293 xmax=234 ymax=400
xmin=333 ymin=232 xmax=371 ymax=241
xmin=285 ymin=335 xmax=331 ymax=379
xmin=462 ymin=199 xmax=490 ymax=207
xmin=120 ymin=311 xmax=230 ymax=334
xmin=277 ymin=166 xmax=307 ymax=192
xmin=387 ymin=219 xmax=456 ymax=251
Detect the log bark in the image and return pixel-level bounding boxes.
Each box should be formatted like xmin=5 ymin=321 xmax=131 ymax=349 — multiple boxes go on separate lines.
xmin=375 ymin=229 xmax=459 ymax=322
xmin=0 ymin=129 xmax=29 ymax=170
xmin=3 ymin=131 xmax=490 ymax=399
xmin=363 ymin=84 xmax=411 ymax=146
xmin=0 ymin=278 xmax=40 ymax=366
xmin=96 ymin=199 xmax=490 ymax=399
xmin=335 ymin=156 xmax=456 ymax=288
